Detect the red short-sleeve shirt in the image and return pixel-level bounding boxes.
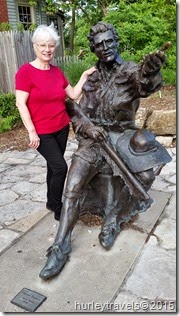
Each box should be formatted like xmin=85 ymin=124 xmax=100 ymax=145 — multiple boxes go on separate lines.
xmin=15 ymin=63 xmax=70 ymax=134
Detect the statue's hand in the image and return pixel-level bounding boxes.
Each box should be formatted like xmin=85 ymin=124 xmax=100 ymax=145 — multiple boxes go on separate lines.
xmin=140 ymin=50 xmax=167 ymax=76
xmin=85 ymin=125 xmax=107 ymax=142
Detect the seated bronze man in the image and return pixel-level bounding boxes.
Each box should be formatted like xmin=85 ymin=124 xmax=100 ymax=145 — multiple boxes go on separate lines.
xmin=39 ymin=21 xmax=171 ymax=280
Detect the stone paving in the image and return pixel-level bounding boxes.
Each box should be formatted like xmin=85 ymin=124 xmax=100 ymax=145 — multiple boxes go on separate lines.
xmin=0 ymin=138 xmax=78 ymax=253
xmin=0 ymin=137 xmax=176 ymax=313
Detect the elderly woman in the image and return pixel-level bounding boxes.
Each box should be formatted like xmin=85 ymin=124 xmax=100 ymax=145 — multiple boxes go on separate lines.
xmin=15 ymin=23 xmax=96 ymax=221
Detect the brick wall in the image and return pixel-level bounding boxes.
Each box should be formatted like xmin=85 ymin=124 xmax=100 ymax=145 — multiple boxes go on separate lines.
xmin=0 ymin=0 xmax=8 ymax=24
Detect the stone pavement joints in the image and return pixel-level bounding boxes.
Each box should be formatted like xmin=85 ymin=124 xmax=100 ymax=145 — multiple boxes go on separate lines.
xmin=0 ymin=137 xmax=176 ymax=313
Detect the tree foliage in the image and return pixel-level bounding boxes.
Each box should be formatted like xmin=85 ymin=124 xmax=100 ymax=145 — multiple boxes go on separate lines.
xmin=72 ymin=0 xmax=176 ymax=84
xmin=26 ymin=0 xmax=176 ymax=84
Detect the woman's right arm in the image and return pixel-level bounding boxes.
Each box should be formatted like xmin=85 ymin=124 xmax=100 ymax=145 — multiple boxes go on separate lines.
xmin=16 ymin=90 xmax=40 ymax=149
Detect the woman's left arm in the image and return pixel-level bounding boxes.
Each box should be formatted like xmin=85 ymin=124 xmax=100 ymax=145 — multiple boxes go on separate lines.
xmin=65 ymin=66 xmax=96 ymax=100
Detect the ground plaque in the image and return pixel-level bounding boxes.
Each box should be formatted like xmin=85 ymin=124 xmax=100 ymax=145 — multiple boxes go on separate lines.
xmin=11 ymin=288 xmax=47 ymax=312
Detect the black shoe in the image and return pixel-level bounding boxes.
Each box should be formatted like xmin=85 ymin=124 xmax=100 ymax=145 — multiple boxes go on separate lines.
xmin=39 ymin=244 xmax=68 ymax=280
xmin=46 ymin=202 xmax=54 ymax=212
xmin=54 ymin=203 xmax=63 ymax=221
xmin=54 ymin=210 xmax=61 ymax=221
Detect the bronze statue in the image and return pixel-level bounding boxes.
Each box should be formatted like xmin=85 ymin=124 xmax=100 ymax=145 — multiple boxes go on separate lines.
xmin=39 ymin=21 xmax=172 ymax=280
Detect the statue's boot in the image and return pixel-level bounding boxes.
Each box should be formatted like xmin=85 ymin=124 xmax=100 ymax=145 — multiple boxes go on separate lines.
xmin=98 ymin=213 xmax=120 ymax=249
xmin=39 ymin=233 xmax=71 ymax=280
xmin=55 ymin=230 xmax=72 ymax=255
xmin=39 ymin=244 xmax=68 ymax=280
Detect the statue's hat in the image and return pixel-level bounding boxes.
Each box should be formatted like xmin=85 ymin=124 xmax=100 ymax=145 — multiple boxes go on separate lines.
xmin=116 ymin=129 xmax=172 ymax=173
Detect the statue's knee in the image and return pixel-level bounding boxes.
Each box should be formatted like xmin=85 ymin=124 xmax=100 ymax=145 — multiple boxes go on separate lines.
xmin=64 ymin=180 xmax=83 ymax=199
xmin=135 ymin=169 xmax=155 ymax=188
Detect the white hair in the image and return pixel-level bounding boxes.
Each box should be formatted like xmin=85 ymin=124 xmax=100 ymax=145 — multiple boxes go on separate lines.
xmin=32 ymin=23 xmax=60 ymax=47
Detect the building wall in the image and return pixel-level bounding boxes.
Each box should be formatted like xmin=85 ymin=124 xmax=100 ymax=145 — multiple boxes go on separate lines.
xmin=0 ymin=0 xmax=64 ymax=57
xmin=6 ymin=0 xmax=17 ymax=28
xmin=34 ymin=0 xmax=48 ymax=25
xmin=0 ymin=0 xmax=8 ymax=23
xmin=1 ymin=0 xmax=48 ymax=29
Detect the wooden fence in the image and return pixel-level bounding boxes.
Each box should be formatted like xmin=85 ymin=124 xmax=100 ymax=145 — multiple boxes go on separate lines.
xmin=0 ymin=31 xmax=35 ymax=93
xmin=0 ymin=30 xmax=70 ymax=94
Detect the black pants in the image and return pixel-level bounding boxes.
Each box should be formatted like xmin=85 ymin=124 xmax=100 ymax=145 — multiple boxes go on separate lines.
xmin=37 ymin=125 xmax=69 ymax=212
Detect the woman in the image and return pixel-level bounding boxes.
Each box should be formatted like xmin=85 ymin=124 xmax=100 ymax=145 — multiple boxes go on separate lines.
xmin=15 ymin=23 xmax=96 ymax=221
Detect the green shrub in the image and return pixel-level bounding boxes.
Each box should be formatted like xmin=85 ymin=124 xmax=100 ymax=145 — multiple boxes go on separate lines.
xmin=57 ymin=57 xmax=92 ymax=86
xmin=16 ymin=23 xmax=25 ymax=31
xmin=28 ymin=23 xmax=37 ymax=31
xmin=16 ymin=22 xmax=37 ymax=31
xmin=73 ymin=0 xmax=176 ymax=85
xmin=0 ymin=22 xmax=37 ymax=32
xmin=0 ymin=93 xmax=21 ymax=132
xmin=0 ymin=22 xmax=13 ymax=31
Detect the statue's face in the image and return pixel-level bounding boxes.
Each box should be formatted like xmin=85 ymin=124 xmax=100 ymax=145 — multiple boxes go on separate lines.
xmin=93 ymin=30 xmax=119 ymax=62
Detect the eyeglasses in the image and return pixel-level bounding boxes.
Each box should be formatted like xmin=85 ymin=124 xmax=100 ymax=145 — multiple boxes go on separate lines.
xmin=35 ymin=43 xmax=56 ymax=50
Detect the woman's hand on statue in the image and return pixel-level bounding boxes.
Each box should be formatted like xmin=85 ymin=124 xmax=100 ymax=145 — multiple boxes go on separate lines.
xmin=82 ymin=66 xmax=97 ymax=79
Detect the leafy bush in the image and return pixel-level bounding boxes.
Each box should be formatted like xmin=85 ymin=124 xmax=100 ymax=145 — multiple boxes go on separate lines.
xmin=73 ymin=0 xmax=176 ymax=85
xmin=16 ymin=23 xmax=25 ymax=31
xmin=28 ymin=23 xmax=37 ymax=31
xmin=0 ymin=22 xmax=13 ymax=31
xmin=0 ymin=22 xmax=37 ymax=31
xmin=57 ymin=57 xmax=92 ymax=86
xmin=0 ymin=93 xmax=21 ymax=132
xmin=161 ymin=43 xmax=176 ymax=85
